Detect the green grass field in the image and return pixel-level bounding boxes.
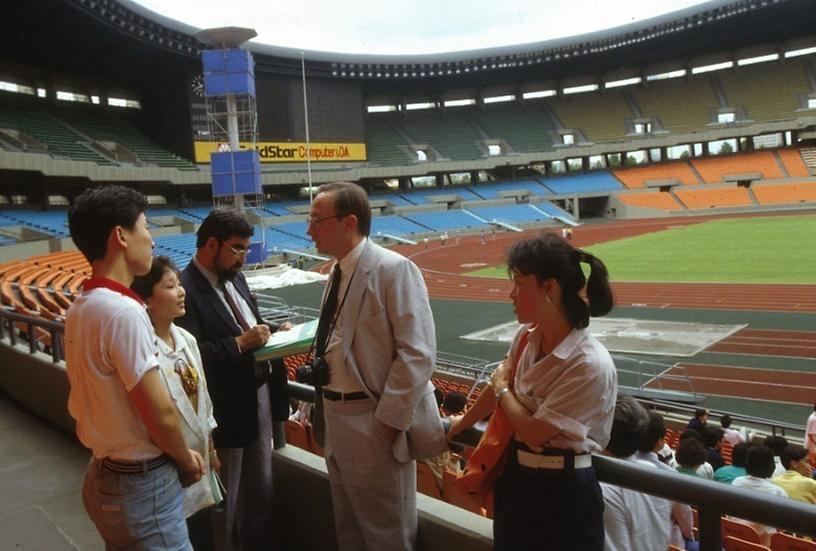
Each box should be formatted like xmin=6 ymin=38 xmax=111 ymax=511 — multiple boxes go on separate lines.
xmin=466 ymin=214 xmax=816 ymax=284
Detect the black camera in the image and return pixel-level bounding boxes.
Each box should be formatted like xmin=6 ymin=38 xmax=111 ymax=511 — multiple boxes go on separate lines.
xmin=295 ymin=356 xmax=330 ymax=387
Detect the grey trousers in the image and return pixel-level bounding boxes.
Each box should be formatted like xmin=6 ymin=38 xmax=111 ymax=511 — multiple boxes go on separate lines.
xmin=212 ymin=383 xmax=275 ymax=551
xmin=324 ymin=396 xmax=417 ymax=551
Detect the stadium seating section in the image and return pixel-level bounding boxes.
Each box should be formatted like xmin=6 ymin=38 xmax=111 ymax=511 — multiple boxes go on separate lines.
xmin=752 ymin=182 xmax=816 ymax=205
xmin=691 ymin=151 xmax=783 ymax=183
xmin=613 ymin=161 xmax=702 ymax=188
xmin=617 ymin=191 xmax=685 ymax=211
xmin=674 ymin=186 xmax=753 ymax=209
xmin=0 ymin=91 xmax=196 ymax=168
xmin=629 ymin=76 xmax=719 ymax=134
xmin=548 ymin=89 xmax=632 ymax=143
xmin=718 ymin=60 xmax=811 ymax=123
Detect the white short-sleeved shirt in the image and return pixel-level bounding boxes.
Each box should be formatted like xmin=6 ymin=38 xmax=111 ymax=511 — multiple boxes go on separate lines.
xmin=66 ymin=287 xmax=162 ymax=460
xmin=805 ymin=412 xmax=816 ymax=452
xmin=730 ymin=475 xmax=788 ymax=539
xmin=510 ymin=324 xmax=618 ymax=453
xmin=601 ymin=457 xmax=673 ymax=551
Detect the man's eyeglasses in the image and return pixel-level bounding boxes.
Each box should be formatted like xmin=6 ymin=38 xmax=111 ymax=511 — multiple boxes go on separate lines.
xmin=221 ymin=242 xmax=248 ymax=257
xmin=307 ymin=214 xmax=342 ymax=226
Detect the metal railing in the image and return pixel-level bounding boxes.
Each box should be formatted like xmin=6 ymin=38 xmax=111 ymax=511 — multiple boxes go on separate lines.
xmin=285 ymin=380 xmax=816 ymax=551
xmin=0 ymin=306 xmax=64 ymax=362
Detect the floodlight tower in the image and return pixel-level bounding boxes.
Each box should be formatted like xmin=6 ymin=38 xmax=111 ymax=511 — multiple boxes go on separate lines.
xmin=196 ymin=27 xmax=267 ymax=264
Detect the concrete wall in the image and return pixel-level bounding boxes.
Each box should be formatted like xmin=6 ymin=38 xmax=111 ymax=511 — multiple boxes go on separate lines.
xmin=0 ymin=338 xmax=494 ymax=550
xmin=273 ymin=446 xmax=493 ymax=551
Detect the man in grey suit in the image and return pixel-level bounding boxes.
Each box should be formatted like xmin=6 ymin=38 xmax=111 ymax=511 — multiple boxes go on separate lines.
xmin=307 ymin=182 xmax=447 ymax=551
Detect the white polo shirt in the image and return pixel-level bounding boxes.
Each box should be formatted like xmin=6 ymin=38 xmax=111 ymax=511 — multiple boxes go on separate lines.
xmin=66 ymin=286 xmax=162 ymax=460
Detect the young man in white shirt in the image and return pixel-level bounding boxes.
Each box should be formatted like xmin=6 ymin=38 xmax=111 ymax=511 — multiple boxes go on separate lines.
xmin=602 ymin=396 xmax=673 ymax=551
xmin=66 ymin=185 xmax=204 ymax=549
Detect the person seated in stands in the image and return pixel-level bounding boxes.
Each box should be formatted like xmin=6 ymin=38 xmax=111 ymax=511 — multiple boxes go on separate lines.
xmin=714 ymin=442 xmax=749 ymax=484
xmin=721 ymin=414 xmax=745 ymax=446
xmin=772 ymin=444 xmax=816 ymax=504
xmin=702 ymin=426 xmax=726 ymax=471
xmin=687 ymin=408 xmax=708 ymax=433
xmin=764 ymin=435 xmax=789 ymax=478
xmin=433 ymin=386 xmax=445 ymax=409
xmin=601 ymin=395 xmax=673 ymax=551
xmin=441 ymin=391 xmax=467 ymax=416
xmin=731 ymin=445 xmax=788 ymax=545
xmin=675 ymin=436 xmax=708 ymax=478
xmin=677 ymin=430 xmax=714 ymax=479
xmin=635 ymin=411 xmax=697 ymax=550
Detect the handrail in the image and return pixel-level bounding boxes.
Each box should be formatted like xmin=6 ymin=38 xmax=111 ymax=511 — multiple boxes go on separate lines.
xmin=0 ymin=306 xmax=65 ymax=362
xmin=285 ymin=380 xmax=816 ymax=551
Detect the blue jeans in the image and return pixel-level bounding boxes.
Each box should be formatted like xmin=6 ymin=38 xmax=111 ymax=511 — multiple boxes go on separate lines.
xmin=82 ymin=458 xmax=192 ymax=550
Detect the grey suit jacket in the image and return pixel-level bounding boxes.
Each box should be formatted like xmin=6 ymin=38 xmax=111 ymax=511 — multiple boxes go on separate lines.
xmin=314 ymin=240 xmax=447 ymax=461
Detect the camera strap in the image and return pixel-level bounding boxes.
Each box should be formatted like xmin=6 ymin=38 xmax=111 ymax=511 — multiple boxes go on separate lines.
xmin=312 ymin=265 xmax=357 ymax=358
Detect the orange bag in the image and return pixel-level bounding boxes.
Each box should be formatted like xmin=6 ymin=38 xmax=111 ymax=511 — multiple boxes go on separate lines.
xmin=455 ymin=330 xmax=530 ymax=497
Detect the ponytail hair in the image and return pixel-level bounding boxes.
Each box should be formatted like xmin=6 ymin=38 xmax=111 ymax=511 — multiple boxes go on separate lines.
xmin=507 ymin=232 xmax=614 ymax=329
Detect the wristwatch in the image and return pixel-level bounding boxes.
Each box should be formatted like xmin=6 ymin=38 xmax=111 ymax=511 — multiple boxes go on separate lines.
xmin=495 ymin=386 xmax=511 ymax=401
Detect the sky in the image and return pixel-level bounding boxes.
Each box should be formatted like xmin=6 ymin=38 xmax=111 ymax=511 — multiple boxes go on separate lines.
xmin=132 ymin=0 xmax=709 ymax=55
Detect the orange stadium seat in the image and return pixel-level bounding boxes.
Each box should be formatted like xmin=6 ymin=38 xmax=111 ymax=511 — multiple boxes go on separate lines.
xmin=617 ymin=191 xmax=685 ymax=210
xmin=753 ymin=182 xmax=816 ymax=205
xmin=416 ymin=461 xmax=443 ymax=500
xmin=613 ymin=160 xmax=701 ymax=188
xmin=284 ymin=420 xmax=313 ymax=452
xmin=776 ymin=149 xmax=811 ymax=178
xmin=770 ymin=531 xmax=816 ymax=551
xmin=674 ymin=186 xmax=753 ymax=209
xmin=722 ymin=518 xmax=762 ymax=545
xmin=691 ymin=151 xmax=783 ymax=183
xmin=725 ymin=536 xmax=771 ymax=551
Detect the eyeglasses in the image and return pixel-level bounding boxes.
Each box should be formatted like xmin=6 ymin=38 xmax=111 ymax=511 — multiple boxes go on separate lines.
xmin=220 ymin=242 xmax=248 ymax=257
xmin=307 ymin=214 xmax=342 ymax=226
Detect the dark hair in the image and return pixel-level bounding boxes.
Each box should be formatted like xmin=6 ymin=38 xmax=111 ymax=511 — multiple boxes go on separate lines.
xmin=442 ymin=391 xmax=468 ymax=415
xmin=763 ymin=435 xmax=788 ymax=456
xmin=506 ymin=232 xmax=613 ymax=329
xmin=68 ymin=185 xmax=148 ymax=262
xmin=780 ymin=444 xmax=808 ymax=470
xmin=638 ymin=411 xmax=668 ymax=454
xmin=680 ymin=429 xmax=703 ymax=443
xmin=607 ymin=395 xmax=649 ymax=458
xmin=318 ymin=181 xmax=371 ymax=236
xmin=675 ymin=437 xmax=706 ymax=468
xmin=702 ymin=426 xmax=725 ymax=448
xmin=131 ymin=256 xmax=177 ymax=301
xmin=195 ymin=208 xmax=254 ymax=248
xmin=720 ymin=414 xmax=732 ymax=429
xmin=745 ymin=445 xmax=775 ymax=478
xmin=694 ymin=408 xmax=708 ymax=419
xmin=433 ymin=387 xmax=444 ymax=408
xmin=731 ymin=443 xmax=750 ymax=468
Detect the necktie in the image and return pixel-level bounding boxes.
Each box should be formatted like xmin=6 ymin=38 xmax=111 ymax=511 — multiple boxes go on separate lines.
xmin=315 ymin=265 xmax=342 ymax=357
xmin=222 ymin=283 xmax=251 ymax=332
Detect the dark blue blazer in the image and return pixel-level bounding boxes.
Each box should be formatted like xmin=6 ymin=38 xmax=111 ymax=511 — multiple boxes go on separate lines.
xmin=177 ymin=262 xmax=288 ymax=449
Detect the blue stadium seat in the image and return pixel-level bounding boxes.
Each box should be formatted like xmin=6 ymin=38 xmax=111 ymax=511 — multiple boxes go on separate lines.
xmin=539 ymin=172 xmax=622 ymax=194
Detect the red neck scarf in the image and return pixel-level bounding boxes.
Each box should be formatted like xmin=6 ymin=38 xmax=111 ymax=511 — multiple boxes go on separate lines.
xmin=83 ymin=276 xmax=145 ymax=305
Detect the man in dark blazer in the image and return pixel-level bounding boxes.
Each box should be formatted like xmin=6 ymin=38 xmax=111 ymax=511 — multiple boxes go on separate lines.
xmin=177 ymin=208 xmax=290 ymax=551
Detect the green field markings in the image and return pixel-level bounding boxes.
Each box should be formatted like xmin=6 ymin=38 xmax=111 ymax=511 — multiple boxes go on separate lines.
xmin=464 ymin=214 xmax=816 ymax=284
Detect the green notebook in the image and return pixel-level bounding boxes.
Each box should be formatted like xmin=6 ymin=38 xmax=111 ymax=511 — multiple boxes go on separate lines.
xmin=253 ymin=319 xmax=318 ymax=361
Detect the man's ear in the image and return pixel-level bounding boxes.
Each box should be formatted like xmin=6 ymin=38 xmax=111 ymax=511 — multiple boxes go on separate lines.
xmin=110 ymin=225 xmax=127 ymax=249
xmin=344 ymin=214 xmax=359 ymax=233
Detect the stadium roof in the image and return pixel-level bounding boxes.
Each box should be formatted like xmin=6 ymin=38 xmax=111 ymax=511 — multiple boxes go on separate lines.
xmin=2 ymin=0 xmax=814 ymax=84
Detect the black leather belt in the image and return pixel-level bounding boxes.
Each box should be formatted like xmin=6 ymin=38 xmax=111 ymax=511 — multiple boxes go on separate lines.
xmin=102 ymin=455 xmax=169 ymax=474
xmin=323 ymin=389 xmax=369 ymax=402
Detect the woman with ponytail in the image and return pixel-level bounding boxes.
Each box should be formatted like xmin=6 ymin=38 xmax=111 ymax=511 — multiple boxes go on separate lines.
xmin=449 ymin=232 xmax=618 ymax=550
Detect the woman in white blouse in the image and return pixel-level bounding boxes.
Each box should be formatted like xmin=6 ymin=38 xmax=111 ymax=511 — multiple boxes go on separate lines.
xmin=132 ymin=256 xmax=221 ymax=550
xmin=449 ymin=232 xmax=617 ymax=550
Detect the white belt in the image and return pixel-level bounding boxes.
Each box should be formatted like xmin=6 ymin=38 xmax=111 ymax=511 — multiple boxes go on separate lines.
xmin=517 ymin=449 xmax=592 ymax=470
